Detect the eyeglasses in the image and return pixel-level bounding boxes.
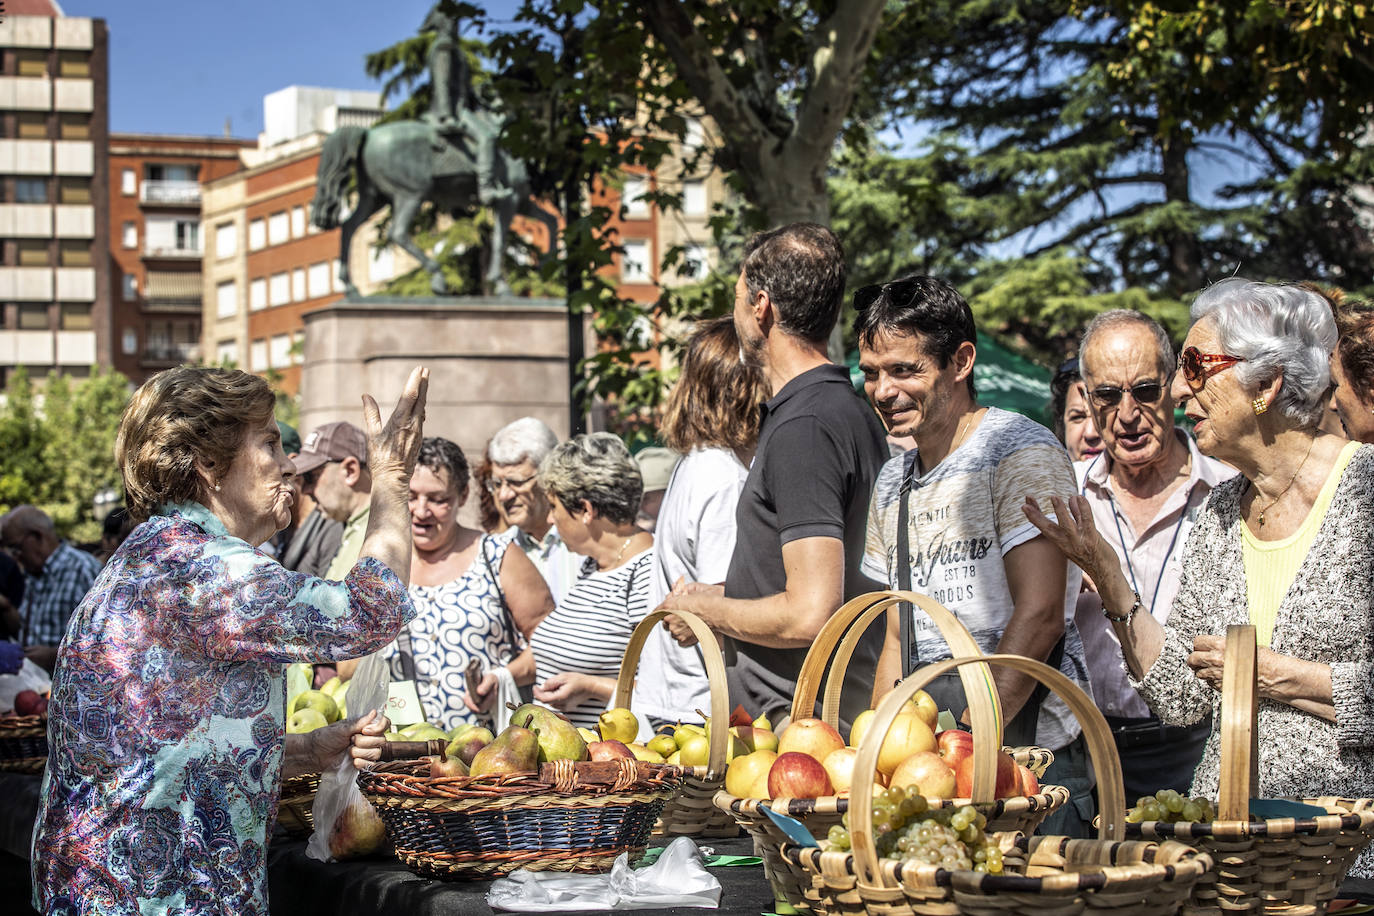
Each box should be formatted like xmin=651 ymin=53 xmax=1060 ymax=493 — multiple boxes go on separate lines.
xmin=1088 ymin=380 xmax=1167 ymax=409
xmin=1178 ymin=346 xmax=1245 ymax=391
xmin=853 ymin=277 xmax=925 ymax=312
xmin=299 ymin=461 xmax=339 ymax=487
xmin=485 ymin=473 xmax=536 ymax=495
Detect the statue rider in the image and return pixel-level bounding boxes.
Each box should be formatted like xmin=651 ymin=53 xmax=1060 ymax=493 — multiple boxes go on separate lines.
xmin=422 ymin=4 xmax=512 ymax=206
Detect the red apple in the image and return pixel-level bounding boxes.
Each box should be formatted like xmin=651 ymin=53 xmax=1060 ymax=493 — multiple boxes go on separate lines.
xmin=1017 ymin=764 xmax=1040 ymax=796
xmin=13 ymin=689 xmax=41 ymax=717
xmin=953 ymin=750 xmax=1020 ymax=799
xmin=777 ymin=718 xmax=845 ymax=765
xmin=767 ymin=751 xmax=834 ymax=798
xmin=888 ymin=751 xmax=956 ymax=798
xmin=32 ymin=697 xmax=48 ymax=717
xmin=936 ymin=729 xmax=973 ymax=772
xmin=587 ymin=740 xmax=636 ymax=761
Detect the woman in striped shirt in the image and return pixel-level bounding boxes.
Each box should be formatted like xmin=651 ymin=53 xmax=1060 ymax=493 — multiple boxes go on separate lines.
xmin=529 ymin=433 xmax=653 ymax=728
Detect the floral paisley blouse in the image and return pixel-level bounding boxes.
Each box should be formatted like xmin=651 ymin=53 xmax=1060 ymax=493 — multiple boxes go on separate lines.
xmin=31 ymin=503 xmax=415 ymax=916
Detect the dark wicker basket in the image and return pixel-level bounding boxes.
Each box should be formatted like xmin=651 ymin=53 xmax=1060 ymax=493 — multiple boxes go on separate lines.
xmin=276 ymin=772 xmax=321 ymax=839
xmin=0 ymin=714 xmax=46 ymax=772
xmin=357 ymin=757 xmax=688 ymax=880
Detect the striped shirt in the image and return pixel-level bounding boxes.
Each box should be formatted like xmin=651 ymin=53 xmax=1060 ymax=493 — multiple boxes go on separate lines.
xmin=529 ymin=549 xmax=653 ymax=728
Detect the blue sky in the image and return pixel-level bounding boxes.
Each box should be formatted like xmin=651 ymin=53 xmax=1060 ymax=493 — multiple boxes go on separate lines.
xmin=60 ymin=1 xmax=521 ymax=137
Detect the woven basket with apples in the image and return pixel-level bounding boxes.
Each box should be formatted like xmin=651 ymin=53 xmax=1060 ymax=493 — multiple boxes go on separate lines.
xmin=781 ymin=652 xmax=1212 ymax=916
xmin=1121 ymin=625 xmax=1374 ymax=916
xmin=0 ymin=688 xmax=50 ymax=774
xmin=274 ymin=669 xmax=353 ymax=839
xmin=712 ymin=590 xmax=1067 ymax=915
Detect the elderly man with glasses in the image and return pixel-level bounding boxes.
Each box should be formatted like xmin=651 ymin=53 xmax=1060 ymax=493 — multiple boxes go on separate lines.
xmin=1071 ymin=309 xmax=1234 ymax=803
xmin=1 ymin=505 xmax=102 ymax=672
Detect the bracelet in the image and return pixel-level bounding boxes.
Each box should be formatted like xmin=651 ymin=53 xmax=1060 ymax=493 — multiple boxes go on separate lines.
xmin=1103 ymin=592 xmax=1143 ymax=624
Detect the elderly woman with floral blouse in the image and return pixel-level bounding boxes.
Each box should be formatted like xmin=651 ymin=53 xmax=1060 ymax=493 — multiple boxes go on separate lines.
xmin=1026 ymin=279 xmax=1374 ymax=871
xmin=31 ymin=365 xmax=428 ymax=915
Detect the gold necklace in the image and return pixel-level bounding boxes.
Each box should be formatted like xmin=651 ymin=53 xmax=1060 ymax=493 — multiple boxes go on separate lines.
xmin=605 ymin=534 xmax=635 ymax=569
xmin=1252 ymin=437 xmax=1316 ymax=526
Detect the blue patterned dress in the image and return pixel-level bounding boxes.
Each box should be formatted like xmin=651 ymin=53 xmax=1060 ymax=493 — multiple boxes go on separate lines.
xmin=31 ymin=502 xmax=414 ymax=916
xmin=383 ymin=531 xmax=520 ymax=729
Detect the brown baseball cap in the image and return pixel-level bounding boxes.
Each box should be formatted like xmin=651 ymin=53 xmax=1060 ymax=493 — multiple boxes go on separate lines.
xmin=293 ymin=421 xmax=367 ymax=474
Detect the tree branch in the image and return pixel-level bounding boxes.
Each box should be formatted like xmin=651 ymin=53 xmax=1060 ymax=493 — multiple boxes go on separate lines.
xmin=790 ymin=0 xmax=889 ymax=166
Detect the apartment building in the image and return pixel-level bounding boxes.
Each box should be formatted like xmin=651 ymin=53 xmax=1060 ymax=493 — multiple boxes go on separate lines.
xmin=0 ymin=6 xmax=109 ymax=383
xmin=108 ymin=133 xmax=253 ymax=383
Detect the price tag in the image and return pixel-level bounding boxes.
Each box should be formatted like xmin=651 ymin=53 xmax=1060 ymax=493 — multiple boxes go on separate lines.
xmin=385 ymin=680 xmax=424 ymax=727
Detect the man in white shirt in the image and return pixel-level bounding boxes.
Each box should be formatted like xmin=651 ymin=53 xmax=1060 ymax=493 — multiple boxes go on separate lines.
xmin=1073 ymin=310 xmax=1235 ymax=801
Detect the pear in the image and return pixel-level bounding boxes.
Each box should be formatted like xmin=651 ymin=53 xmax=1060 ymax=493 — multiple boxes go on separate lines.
xmin=319 ymin=676 xmax=344 ymax=698
xmin=597 ymin=707 xmax=639 ymax=744
xmin=577 ymin=727 xmax=600 ymax=744
xmin=678 ymin=734 xmax=711 ymax=767
xmin=446 ymin=726 xmax=494 ymax=767
xmin=754 ymin=713 xmax=773 ymax=732
xmin=448 ymin=723 xmax=476 ymax=742
xmin=672 ymin=723 xmax=706 ymax=750
xmin=427 ymin=751 xmax=470 ymax=778
xmin=328 ymin=797 xmax=387 ymax=859
xmin=647 ymin=734 xmax=678 ymax=758
xmin=628 ymin=743 xmax=665 ymax=763
xmin=469 ymin=720 xmax=540 ymax=777
xmin=510 ymin=703 xmax=588 ymax=762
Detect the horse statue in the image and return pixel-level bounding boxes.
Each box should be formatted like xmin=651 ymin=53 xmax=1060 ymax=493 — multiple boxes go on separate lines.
xmin=309 ymin=120 xmax=558 ymax=297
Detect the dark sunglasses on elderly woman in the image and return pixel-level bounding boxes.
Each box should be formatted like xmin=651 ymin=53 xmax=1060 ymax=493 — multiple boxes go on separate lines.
xmin=1088 ymin=381 xmax=1166 ymax=409
xmin=1178 ymin=346 xmax=1245 ymax=391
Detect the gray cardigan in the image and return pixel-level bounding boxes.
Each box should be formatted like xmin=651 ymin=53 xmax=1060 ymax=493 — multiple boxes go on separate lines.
xmin=1132 ymin=444 xmax=1374 ymax=869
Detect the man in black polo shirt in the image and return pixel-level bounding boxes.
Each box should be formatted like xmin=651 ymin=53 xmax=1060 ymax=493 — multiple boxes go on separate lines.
xmin=659 ymin=223 xmax=888 ymax=730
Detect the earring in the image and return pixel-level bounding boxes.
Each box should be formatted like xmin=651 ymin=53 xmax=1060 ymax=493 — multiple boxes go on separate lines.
xmin=1252 ymin=397 xmax=1268 ymax=416
xmin=214 ymin=483 xmax=222 ymax=492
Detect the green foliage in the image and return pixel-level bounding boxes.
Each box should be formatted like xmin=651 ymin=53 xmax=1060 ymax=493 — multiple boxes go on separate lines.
xmin=0 ymin=367 xmax=131 ymax=543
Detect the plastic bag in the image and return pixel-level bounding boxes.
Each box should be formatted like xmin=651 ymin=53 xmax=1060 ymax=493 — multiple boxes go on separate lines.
xmin=306 ymin=651 xmax=389 ymax=861
xmin=0 ymin=658 xmax=53 ymax=713
xmin=485 ymin=836 xmax=722 ymax=911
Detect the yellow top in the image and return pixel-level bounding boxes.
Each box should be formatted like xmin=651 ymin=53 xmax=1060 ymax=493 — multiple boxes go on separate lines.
xmin=1242 ymin=440 xmax=1359 ymax=645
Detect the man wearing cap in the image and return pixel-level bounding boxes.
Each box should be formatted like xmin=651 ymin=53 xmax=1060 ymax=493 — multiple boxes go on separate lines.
xmin=294 ymin=421 xmax=372 ymax=581
xmin=634 ymin=447 xmax=680 ymax=533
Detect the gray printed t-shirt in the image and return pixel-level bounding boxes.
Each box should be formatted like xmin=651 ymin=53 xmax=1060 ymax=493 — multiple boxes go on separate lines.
xmin=861 ymin=407 xmax=1089 ymax=751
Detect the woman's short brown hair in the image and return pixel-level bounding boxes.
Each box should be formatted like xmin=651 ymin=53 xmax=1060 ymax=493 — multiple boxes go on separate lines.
xmin=1334 ymin=294 xmax=1374 ymax=410
xmin=116 ymin=366 xmax=275 ymax=521
xmin=661 ymin=316 xmax=769 ymax=453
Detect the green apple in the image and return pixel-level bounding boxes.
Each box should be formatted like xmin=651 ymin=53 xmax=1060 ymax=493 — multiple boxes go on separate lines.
xmin=287 ymin=708 xmax=329 ymax=734
xmin=291 ymin=689 xmax=339 ymax=723
xmin=319 ymin=676 xmax=344 ymax=698
xmin=407 ymin=724 xmax=449 ymax=742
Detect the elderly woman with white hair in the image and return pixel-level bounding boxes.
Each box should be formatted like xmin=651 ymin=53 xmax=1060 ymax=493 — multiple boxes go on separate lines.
xmin=1026 ymin=278 xmax=1374 ymax=841
xmin=526 ymin=433 xmax=653 ymax=728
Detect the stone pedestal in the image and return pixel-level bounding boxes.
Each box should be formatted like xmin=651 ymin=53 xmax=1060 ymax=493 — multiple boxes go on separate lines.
xmin=299 ymin=296 xmax=571 ymax=455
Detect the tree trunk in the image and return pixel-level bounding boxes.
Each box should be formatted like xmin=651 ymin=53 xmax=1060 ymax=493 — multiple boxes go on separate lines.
xmin=1160 ymin=134 xmax=1203 ymax=297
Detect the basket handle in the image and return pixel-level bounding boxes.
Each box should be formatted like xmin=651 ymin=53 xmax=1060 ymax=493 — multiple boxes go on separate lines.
xmin=377 ymin=738 xmax=447 ymax=762
xmin=850 ymin=653 xmax=1124 ymax=889
xmin=612 ymin=608 xmax=730 ymax=777
xmin=1219 ymin=624 xmax=1259 ymax=821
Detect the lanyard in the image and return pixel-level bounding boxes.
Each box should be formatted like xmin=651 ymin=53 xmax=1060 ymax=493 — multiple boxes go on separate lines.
xmin=1082 ymin=455 xmax=1190 ymax=617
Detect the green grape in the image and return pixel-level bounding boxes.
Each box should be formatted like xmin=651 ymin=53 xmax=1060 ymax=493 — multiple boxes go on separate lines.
xmin=1164 ymin=793 xmax=1186 ymax=814
xmin=828 ymin=824 xmax=851 ymax=848
xmin=1180 ymin=802 xmax=1203 ymax=822
xmin=950 ymin=811 xmax=971 ymax=831
xmin=841 ymin=811 xmax=850 ymax=829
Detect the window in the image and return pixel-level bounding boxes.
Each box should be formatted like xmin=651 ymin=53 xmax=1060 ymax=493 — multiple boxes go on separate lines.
xmin=270 ymin=334 xmax=292 ymax=368
xmin=17 ymin=304 xmax=49 ymax=330
xmin=291 ymin=206 xmax=305 ymax=238
xmin=621 ymin=239 xmax=650 ymax=282
xmin=683 ymin=181 xmax=707 ymax=217
xmin=122 ymin=274 xmax=137 ymax=301
xmin=121 ymin=169 xmax=136 ymax=196
xmin=249 ymin=278 xmax=267 ymax=311
xmin=18 ymin=240 xmax=50 ymax=267
xmin=292 ymin=268 xmax=306 ymax=302
xmin=269 ymin=272 xmax=290 ymax=306
xmin=216 ymin=340 xmax=238 ymax=366
xmin=216 ymin=280 xmax=237 ymax=319
xmin=121 ymin=222 xmax=137 ymax=249
xmin=145 ymin=164 xmax=197 ymax=183
xmin=178 ymin=220 xmax=199 ymax=252
xmin=214 ymin=222 xmax=236 ymax=259
xmin=58 ymin=115 xmax=90 ymax=141
xmin=58 ymin=178 xmax=90 ymax=205
xmin=622 ymin=176 xmax=650 ymax=218
xmin=268 ymin=211 xmax=289 ymax=246
xmin=121 ymin=328 xmax=138 ymax=356
xmin=679 ymin=243 xmax=708 ymax=280
xmin=59 ymin=240 xmax=91 ymax=267
xmin=369 ymin=246 xmax=394 ymax=283
xmin=17 ymin=112 xmax=47 ymax=140
xmin=15 ymin=50 xmax=47 ymax=78
xmin=248 ymin=219 xmax=266 ymax=251
xmin=145 ymin=216 xmax=199 ymax=254
xmin=57 ymin=53 xmax=90 ymax=78
xmin=308 ymin=262 xmax=330 ymax=298
xmin=250 ymin=339 xmax=268 ymax=372
xmin=15 ymin=179 xmax=47 ymax=204
xmin=59 ymin=303 xmax=92 ymax=330
xmin=685 ymin=118 xmax=705 ymax=150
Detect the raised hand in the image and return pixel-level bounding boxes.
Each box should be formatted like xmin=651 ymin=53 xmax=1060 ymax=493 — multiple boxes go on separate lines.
xmin=361 ymin=366 xmax=430 ymax=483
xmin=1022 ymin=494 xmax=1115 ymax=583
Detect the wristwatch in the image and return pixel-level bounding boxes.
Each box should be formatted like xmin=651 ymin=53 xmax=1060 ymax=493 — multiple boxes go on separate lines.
xmin=1103 ymin=592 xmax=1143 ymax=625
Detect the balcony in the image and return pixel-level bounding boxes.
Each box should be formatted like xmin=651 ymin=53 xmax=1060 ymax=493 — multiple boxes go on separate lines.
xmin=141 ymin=342 xmax=199 ymax=368
xmin=140 ymin=180 xmax=201 ymax=207
xmin=143 ymin=245 xmax=203 ymax=260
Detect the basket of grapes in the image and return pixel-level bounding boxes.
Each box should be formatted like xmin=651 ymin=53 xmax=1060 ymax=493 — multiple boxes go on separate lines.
xmin=781 ymin=652 xmax=1214 ymax=916
xmin=712 ymin=591 xmax=1068 ymax=914
xmin=1123 ymin=625 xmax=1374 ymax=916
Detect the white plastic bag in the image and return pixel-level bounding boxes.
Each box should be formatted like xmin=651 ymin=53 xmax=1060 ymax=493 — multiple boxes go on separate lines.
xmin=0 ymin=659 xmax=52 ymax=713
xmin=485 ymin=836 xmax=722 ymax=911
xmin=306 ymin=651 xmax=389 ymax=861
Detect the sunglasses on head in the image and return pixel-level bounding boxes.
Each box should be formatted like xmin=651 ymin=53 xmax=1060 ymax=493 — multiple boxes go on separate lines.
xmin=1178 ymin=346 xmax=1245 ymax=391
xmin=1088 ymin=380 xmax=1167 ymax=409
xmin=852 ymin=277 xmax=926 ymax=312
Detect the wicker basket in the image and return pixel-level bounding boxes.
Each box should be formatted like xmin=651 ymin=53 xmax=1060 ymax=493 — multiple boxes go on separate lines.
xmin=1125 ymin=625 xmax=1374 ymax=916
xmin=713 ymin=590 xmax=1069 ymax=913
xmin=613 ymin=608 xmax=739 ymax=837
xmin=357 ymin=755 xmax=688 ymax=880
xmin=276 ymin=772 xmax=320 ymax=839
xmin=782 ymin=653 xmax=1214 ymax=916
xmin=0 ymin=714 xmax=46 ymax=773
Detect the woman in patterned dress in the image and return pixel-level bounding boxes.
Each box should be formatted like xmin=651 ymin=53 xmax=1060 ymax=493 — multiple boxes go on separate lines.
xmin=375 ymin=436 xmax=554 ymax=729
xmin=31 ymin=365 xmax=429 ymax=916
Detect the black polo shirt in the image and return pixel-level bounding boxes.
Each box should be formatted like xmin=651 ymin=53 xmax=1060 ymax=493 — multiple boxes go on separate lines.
xmin=723 ymin=363 xmax=888 ymax=729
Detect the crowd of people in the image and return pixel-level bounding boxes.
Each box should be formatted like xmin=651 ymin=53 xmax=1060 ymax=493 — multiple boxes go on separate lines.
xmin=10 ymin=220 xmax=1374 ymax=911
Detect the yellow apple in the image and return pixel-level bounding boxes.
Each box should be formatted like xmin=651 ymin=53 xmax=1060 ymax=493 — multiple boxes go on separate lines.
xmin=725 ymin=749 xmax=777 ymax=797
xmin=821 ymin=747 xmax=859 ymax=793
xmin=876 ymin=711 xmax=937 ymax=776
xmin=777 ymin=718 xmax=845 ymax=763
xmin=888 ymin=750 xmax=956 ymax=797
xmin=905 ymin=690 xmax=939 ymax=729
xmin=849 ymin=709 xmax=875 ymax=748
